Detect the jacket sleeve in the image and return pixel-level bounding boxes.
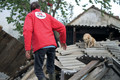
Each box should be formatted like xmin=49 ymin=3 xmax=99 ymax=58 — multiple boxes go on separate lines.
xmin=50 ymin=15 xmax=66 ymax=43
xmin=23 ymin=14 xmax=33 ymax=51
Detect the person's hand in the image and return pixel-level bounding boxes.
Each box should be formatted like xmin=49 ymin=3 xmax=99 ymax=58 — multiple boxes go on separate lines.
xmin=60 ymin=43 xmax=67 ymax=50
xmin=25 ymin=50 xmax=31 ymax=59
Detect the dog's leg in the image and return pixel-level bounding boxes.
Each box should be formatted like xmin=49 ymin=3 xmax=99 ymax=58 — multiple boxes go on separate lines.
xmin=88 ymin=42 xmax=91 ymax=48
xmin=93 ymin=42 xmax=96 ymax=47
xmin=92 ymin=39 xmax=96 ymax=47
xmin=90 ymin=43 xmax=93 ymax=47
xmin=85 ymin=43 xmax=87 ymax=48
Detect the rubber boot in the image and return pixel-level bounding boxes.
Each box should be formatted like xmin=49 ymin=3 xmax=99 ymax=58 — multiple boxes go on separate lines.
xmin=49 ymin=73 xmax=56 ymax=80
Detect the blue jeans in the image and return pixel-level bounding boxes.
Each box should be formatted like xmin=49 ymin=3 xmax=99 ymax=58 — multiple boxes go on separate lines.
xmin=34 ymin=48 xmax=55 ymax=80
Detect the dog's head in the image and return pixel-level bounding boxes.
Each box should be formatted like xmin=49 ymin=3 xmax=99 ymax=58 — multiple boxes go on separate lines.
xmin=83 ymin=33 xmax=91 ymax=42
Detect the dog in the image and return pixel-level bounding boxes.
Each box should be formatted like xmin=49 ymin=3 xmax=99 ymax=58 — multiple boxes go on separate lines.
xmin=83 ymin=33 xmax=96 ymax=48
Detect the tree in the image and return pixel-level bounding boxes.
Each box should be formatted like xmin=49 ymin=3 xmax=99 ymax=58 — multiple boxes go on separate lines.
xmin=0 ymin=0 xmax=120 ymax=35
xmin=0 ymin=0 xmax=73 ymax=34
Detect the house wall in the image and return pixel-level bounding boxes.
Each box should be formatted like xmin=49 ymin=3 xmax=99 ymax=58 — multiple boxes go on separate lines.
xmin=70 ymin=8 xmax=120 ymax=28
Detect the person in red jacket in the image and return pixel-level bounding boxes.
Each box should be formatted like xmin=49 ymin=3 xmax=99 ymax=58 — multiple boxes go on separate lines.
xmin=23 ymin=1 xmax=67 ymax=80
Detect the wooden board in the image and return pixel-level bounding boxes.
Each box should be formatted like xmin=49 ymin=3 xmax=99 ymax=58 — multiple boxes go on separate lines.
xmin=68 ymin=60 xmax=99 ymax=80
xmin=0 ymin=31 xmax=26 ymax=77
xmin=0 ymin=39 xmax=24 ymax=69
xmin=7 ymin=48 xmax=26 ymax=76
xmin=84 ymin=64 xmax=109 ymax=80
xmin=0 ymin=30 xmax=6 ymax=42
xmin=0 ymin=32 xmax=12 ymax=52
xmin=21 ymin=67 xmax=34 ymax=80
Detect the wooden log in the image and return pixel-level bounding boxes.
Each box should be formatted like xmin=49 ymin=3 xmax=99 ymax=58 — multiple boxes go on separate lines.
xmin=9 ymin=60 xmax=34 ymax=80
xmin=21 ymin=67 xmax=34 ymax=80
xmin=68 ymin=60 xmax=99 ymax=80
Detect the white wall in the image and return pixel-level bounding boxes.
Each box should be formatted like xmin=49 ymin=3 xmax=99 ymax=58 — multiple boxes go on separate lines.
xmin=70 ymin=8 xmax=120 ymax=28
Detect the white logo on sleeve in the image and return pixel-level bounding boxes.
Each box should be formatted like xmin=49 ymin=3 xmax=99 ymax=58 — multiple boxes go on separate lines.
xmin=35 ymin=12 xmax=46 ymax=19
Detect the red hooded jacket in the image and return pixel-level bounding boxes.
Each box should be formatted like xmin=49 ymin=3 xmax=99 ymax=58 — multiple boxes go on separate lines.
xmin=23 ymin=9 xmax=66 ymax=52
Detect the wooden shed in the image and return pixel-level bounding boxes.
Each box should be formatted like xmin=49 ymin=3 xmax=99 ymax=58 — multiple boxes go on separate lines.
xmin=66 ymin=5 xmax=120 ymax=45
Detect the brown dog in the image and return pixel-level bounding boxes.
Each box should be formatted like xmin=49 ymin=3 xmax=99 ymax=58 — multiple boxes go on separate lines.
xmin=83 ymin=33 xmax=96 ymax=48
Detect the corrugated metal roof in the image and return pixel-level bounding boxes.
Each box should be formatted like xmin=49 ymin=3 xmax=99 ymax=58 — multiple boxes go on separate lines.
xmin=66 ymin=25 xmax=108 ymax=28
xmin=20 ymin=40 xmax=120 ymax=80
xmin=56 ymin=40 xmax=120 ymax=75
xmin=66 ymin=24 xmax=120 ymax=32
xmin=56 ymin=44 xmax=86 ymax=74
